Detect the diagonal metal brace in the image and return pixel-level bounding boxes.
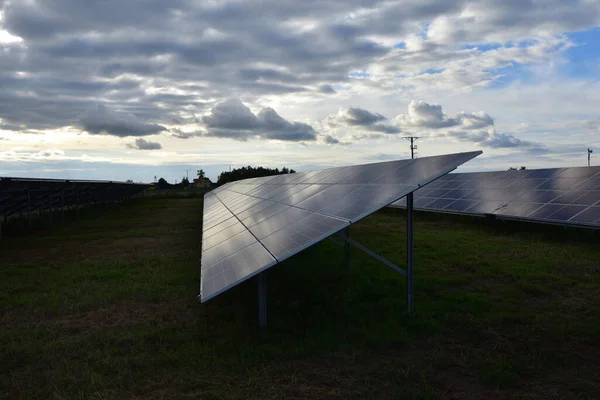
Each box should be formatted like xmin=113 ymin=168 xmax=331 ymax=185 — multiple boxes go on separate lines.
xmin=337 ymin=232 xmax=407 ymax=276
xmin=327 ymin=236 xmax=344 ymax=247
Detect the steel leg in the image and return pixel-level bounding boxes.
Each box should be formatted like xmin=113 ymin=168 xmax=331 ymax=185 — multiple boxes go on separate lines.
xmin=407 ymin=192 xmax=414 ymax=314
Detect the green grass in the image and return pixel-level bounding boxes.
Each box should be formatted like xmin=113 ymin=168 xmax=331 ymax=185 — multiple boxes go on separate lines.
xmin=1 ymin=198 xmax=599 ymax=399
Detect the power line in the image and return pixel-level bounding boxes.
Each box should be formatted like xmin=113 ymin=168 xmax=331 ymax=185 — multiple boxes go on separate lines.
xmin=403 ymin=136 xmax=420 ymax=159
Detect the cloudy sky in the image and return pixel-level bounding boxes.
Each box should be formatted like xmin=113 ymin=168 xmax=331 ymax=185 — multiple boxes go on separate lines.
xmin=1 ymin=0 xmax=600 ymax=182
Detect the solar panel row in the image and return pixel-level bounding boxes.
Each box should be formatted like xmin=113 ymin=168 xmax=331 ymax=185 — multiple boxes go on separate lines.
xmin=200 ymin=151 xmax=483 ymax=302
xmin=391 ymin=166 xmax=600 ymax=228
xmin=0 ymin=177 xmax=150 ymax=229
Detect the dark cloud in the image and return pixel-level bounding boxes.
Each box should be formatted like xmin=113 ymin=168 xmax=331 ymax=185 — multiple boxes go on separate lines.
xmin=203 ymin=99 xmax=316 ymax=142
xmin=326 ymin=107 xmax=400 ymax=134
xmin=343 ymin=108 xmax=387 ymax=126
xmin=370 ymin=124 xmax=402 ymax=134
xmin=203 ymin=99 xmax=260 ymax=131
xmin=169 ymin=128 xmax=204 ymax=139
xmin=126 ymin=138 xmax=163 ymax=150
xmin=319 ymin=84 xmax=336 ymax=94
xmin=322 ymin=135 xmax=340 ymax=144
xmin=349 ymin=133 xmax=385 ymax=141
xmin=257 ymin=107 xmax=317 ymax=141
xmin=79 ymin=105 xmax=167 ymax=137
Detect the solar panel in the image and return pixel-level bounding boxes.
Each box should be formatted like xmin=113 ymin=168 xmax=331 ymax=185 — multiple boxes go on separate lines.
xmin=200 ymin=151 xmax=482 ymax=302
xmin=390 ymin=165 xmax=600 ymax=228
xmin=0 ymin=177 xmax=150 ymax=234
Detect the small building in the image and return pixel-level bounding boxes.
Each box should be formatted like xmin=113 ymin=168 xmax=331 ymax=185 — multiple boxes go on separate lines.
xmin=193 ymin=177 xmax=212 ymax=188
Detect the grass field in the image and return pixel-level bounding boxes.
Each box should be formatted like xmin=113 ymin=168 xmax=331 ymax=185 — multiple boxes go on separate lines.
xmin=1 ymin=197 xmax=599 ymax=399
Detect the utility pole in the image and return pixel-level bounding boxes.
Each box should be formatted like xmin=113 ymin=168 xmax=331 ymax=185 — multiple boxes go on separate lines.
xmin=588 ymin=148 xmax=593 ymax=167
xmin=228 ymin=164 xmax=232 ymax=172
xmin=184 ymin=169 xmax=191 ymax=180
xmin=403 ymin=136 xmax=420 ymax=159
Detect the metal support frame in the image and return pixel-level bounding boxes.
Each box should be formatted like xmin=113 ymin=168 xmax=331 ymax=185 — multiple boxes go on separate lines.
xmin=250 ymin=192 xmax=417 ymax=328
xmin=407 ymin=192 xmax=415 ymax=314
xmin=258 ymin=272 xmax=267 ymax=328
xmin=339 ymin=233 xmax=406 ymax=276
xmin=343 ymin=226 xmax=350 ymax=272
xmin=337 ymin=192 xmax=416 ymax=314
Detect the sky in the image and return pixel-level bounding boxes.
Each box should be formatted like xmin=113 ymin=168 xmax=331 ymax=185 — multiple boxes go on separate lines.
xmin=1 ymin=0 xmax=600 ymax=183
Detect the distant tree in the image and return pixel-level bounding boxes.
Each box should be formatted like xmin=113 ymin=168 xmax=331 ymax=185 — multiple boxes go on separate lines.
xmin=197 ymin=169 xmax=206 ymax=178
xmin=217 ymin=165 xmax=296 ymax=185
xmin=181 ymin=177 xmax=190 ymax=187
xmin=156 ymin=177 xmax=172 ymax=189
xmin=508 ymin=166 xmax=527 ymax=171
xmin=126 ymin=179 xmax=134 ymax=183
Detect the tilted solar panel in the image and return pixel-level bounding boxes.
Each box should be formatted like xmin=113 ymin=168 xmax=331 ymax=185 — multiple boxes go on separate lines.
xmin=200 ymin=151 xmax=482 ymax=302
xmin=390 ymin=166 xmax=600 ymax=228
xmin=0 ymin=177 xmax=150 ymax=224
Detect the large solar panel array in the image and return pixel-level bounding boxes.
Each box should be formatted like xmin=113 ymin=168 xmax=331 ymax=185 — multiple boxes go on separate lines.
xmin=0 ymin=177 xmax=150 ymax=224
xmin=200 ymin=151 xmax=482 ymax=301
xmin=391 ymin=166 xmax=600 ymax=228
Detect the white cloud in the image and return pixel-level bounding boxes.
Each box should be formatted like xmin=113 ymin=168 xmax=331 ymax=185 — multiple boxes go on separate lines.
xmin=394 ymin=100 xmax=494 ymax=130
xmin=0 ymin=0 xmax=599 ymax=179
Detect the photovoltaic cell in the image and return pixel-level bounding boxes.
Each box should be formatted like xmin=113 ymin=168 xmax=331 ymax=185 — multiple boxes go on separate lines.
xmin=569 ymin=207 xmax=600 ymax=224
xmin=200 ymin=151 xmax=482 ymax=302
xmin=390 ymin=165 xmax=600 ymax=229
xmin=201 ymin=242 xmax=277 ymax=301
xmin=260 ymin=213 xmax=349 ymax=261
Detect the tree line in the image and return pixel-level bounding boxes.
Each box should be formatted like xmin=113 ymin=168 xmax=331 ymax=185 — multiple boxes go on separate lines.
xmin=217 ymin=166 xmax=295 ymax=185
xmin=153 ymin=165 xmax=296 ymax=189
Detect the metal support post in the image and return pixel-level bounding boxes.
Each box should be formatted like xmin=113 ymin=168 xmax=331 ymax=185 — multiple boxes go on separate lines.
xmin=407 ymin=192 xmax=415 ymax=314
xmin=258 ymin=272 xmax=267 ymax=328
xmin=344 ymin=226 xmax=350 ymax=272
xmin=27 ymin=190 xmax=31 ymax=232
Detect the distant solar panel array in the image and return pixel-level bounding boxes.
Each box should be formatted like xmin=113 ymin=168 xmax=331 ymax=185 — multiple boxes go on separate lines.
xmin=0 ymin=177 xmax=151 ymax=232
xmin=391 ymin=166 xmax=600 ymax=228
xmin=200 ymin=151 xmax=482 ymax=303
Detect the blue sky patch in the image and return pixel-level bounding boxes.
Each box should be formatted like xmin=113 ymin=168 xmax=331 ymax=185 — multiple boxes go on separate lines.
xmin=563 ymin=28 xmax=600 ymax=78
